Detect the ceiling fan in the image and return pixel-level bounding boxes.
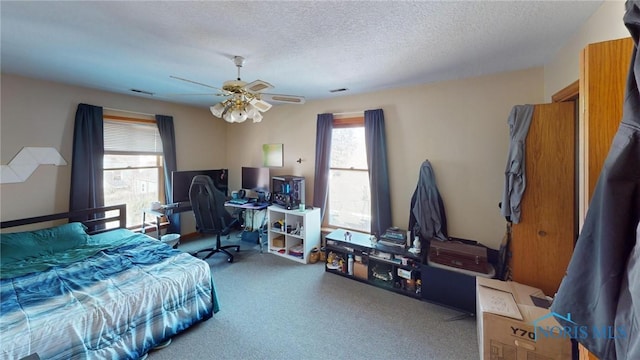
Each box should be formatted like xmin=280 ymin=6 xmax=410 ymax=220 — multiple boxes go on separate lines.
xmin=171 ymin=56 xmax=305 ymax=123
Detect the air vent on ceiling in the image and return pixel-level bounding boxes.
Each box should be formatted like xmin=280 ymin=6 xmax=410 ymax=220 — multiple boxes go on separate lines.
xmin=329 ymin=88 xmax=349 ymax=93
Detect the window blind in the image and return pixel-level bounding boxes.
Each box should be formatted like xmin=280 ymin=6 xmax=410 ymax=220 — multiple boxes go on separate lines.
xmin=104 ymin=120 xmax=162 ymax=154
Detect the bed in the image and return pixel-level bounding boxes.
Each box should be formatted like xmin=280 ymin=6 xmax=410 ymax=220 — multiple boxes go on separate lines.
xmin=0 ymin=204 xmax=218 ymax=360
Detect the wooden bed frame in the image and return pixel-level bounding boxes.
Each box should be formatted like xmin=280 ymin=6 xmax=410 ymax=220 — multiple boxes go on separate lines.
xmin=0 ymin=204 xmax=127 ymax=234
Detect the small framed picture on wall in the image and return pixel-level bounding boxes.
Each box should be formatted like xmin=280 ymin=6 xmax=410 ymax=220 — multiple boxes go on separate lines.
xmin=263 ymin=143 xmax=283 ymax=167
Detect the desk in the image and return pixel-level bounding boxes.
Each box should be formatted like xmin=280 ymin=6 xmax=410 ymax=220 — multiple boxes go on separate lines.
xmin=224 ymin=201 xmax=269 ymax=211
xmin=224 ymin=201 xmax=269 ymax=252
xmin=142 ymin=204 xmax=192 ymax=239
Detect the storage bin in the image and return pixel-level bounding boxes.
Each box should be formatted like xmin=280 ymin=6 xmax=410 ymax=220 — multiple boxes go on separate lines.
xmin=161 ymin=233 xmax=180 ymax=248
xmin=354 ymin=262 xmax=368 ymax=280
xmin=272 ymin=236 xmax=285 ymax=248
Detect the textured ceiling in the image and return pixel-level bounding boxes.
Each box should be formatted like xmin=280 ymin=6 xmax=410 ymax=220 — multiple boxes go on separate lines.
xmin=1 ymin=1 xmax=603 ymax=108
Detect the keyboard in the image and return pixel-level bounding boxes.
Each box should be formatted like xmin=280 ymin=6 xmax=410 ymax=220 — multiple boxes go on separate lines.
xmin=228 ymin=198 xmax=249 ymax=205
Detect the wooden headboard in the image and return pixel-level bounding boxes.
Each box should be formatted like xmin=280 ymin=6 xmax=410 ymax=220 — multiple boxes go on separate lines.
xmin=0 ymin=204 xmax=127 ymax=235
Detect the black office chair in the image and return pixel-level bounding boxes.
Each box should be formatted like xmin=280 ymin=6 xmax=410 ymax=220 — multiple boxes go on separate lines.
xmin=189 ymin=175 xmax=241 ymax=262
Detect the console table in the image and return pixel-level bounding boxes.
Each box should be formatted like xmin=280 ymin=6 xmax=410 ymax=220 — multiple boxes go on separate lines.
xmin=324 ymin=228 xmax=495 ymax=314
xmin=325 ymin=229 xmax=424 ymax=299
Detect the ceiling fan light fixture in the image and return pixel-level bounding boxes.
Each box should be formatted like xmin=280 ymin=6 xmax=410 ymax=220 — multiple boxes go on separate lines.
xmin=230 ymin=108 xmax=248 ymax=123
xmin=223 ymin=79 xmax=247 ymax=91
xmin=252 ymin=112 xmax=263 ymax=123
xmin=210 ymin=102 xmax=226 ymax=117
xmin=245 ymin=104 xmax=260 ymax=118
xmin=175 ymin=55 xmax=304 ymax=124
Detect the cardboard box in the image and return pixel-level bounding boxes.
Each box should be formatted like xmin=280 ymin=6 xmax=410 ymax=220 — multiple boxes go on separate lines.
xmin=354 ymin=262 xmax=368 ymax=280
xmin=272 ymin=236 xmax=285 ymax=248
xmin=476 ymin=277 xmax=571 ymax=360
xmin=397 ymin=268 xmax=412 ymax=279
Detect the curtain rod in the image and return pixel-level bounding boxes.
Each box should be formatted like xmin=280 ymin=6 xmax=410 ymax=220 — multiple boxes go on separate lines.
xmin=333 ymin=110 xmax=364 ymax=117
xmin=103 ymin=106 xmax=155 ymax=117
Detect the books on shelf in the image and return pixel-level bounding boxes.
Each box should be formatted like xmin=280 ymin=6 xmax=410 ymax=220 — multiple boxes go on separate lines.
xmin=378 ymin=239 xmax=406 ymax=248
xmin=288 ymin=244 xmax=304 ymax=258
xmin=379 ymin=227 xmax=407 ymax=248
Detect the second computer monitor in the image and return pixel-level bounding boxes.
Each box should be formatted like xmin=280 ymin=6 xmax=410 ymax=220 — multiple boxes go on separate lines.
xmin=241 ymin=166 xmax=270 ymax=193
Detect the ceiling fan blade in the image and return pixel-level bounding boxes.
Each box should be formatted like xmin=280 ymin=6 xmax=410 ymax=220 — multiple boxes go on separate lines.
xmin=165 ymin=93 xmax=219 ymax=96
xmin=250 ymin=98 xmax=273 ymax=112
xmin=170 ymin=75 xmax=231 ymax=95
xmin=261 ymin=93 xmax=306 ymax=104
xmin=243 ymin=80 xmax=274 ymax=93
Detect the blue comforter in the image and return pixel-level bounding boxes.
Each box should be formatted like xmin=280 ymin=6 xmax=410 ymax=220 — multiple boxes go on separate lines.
xmin=0 ymin=230 xmax=218 ymax=359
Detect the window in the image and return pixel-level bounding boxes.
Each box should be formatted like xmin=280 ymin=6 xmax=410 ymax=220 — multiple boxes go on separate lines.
xmin=103 ymin=116 xmax=164 ymax=228
xmin=326 ymin=116 xmax=371 ymax=232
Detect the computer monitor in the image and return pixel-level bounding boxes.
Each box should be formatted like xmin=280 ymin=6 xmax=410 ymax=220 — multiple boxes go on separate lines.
xmin=241 ymin=166 xmax=270 ymax=193
xmin=171 ymin=169 xmax=228 ymax=204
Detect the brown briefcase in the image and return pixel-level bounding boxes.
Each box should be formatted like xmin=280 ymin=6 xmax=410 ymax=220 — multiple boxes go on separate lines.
xmin=428 ymin=240 xmax=490 ymax=274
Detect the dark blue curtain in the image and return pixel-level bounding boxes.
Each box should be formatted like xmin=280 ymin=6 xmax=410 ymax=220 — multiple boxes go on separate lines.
xmin=364 ymin=109 xmax=392 ymax=237
xmin=312 ymin=113 xmax=333 ymax=221
xmin=156 ymin=115 xmax=179 ymax=234
xmin=69 ymin=103 xmax=104 ymax=213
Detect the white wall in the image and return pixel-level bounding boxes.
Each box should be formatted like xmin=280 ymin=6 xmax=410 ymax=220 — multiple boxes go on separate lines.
xmin=0 ymin=74 xmax=222 ymax=233
xmin=227 ymin=67 xmax=545 ymax=249
xmin=545 ymin=1 xmax=629 ymax=99
xmin=224 ymin=0 xmax=629 ymax=249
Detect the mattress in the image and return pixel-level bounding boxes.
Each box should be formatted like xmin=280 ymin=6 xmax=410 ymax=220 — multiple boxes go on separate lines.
xmin=0 ymin=230 xmax=218 ymax=360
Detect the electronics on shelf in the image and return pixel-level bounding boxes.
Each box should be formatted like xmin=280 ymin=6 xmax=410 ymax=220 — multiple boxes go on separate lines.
xmin=272 ymin=175 xmax=305 ymax=210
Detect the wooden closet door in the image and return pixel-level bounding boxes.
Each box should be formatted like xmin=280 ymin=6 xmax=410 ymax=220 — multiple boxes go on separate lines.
xmin=580 ymin=37 xmax=633 ymax=222
xmin=577 ymin=36 xmax=633 ymax=360
xmin=510 ymin=102 xmax=575 ymax=297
